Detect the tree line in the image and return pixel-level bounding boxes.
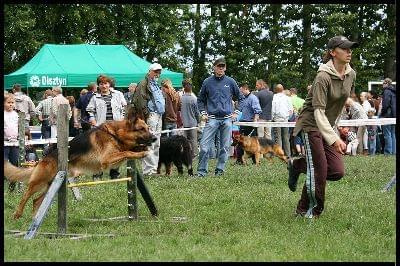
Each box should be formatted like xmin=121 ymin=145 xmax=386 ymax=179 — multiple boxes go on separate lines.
xmin=4 ymin=4 xmax=396 ymax=98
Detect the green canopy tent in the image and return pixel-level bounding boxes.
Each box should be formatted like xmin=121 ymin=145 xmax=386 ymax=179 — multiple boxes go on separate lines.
xmin=4 ymin=44 xmax=184 ymax=90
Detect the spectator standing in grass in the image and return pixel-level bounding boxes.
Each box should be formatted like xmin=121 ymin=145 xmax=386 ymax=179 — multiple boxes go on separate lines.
xmin=86 ymin=75 xmax=126 ymax=179
xmin=74 ymin=82 xmax=97 ymax=132
xmin=254 ymin=79 xmax=273 ymax=140
xmin=12 ymin=83 xmax=36 ymax=127
xmin=366 ymin=108 xmax=378 ymax=155
xmin=180 ymin=79 xmax=200 ymax=158
xmin=35 ymin=89 xmax=54 ymax=139
xmin=359 ymin=91 xmax=372 ymax=154
xmin=380 ymin=78 xmax=396 ymax=155
xmin=196 ymin=57 xmax=244 ymax=177
xmin=236 ymin=83 xmax=261 ymax=165
xmin=4 ymin=93 xmax=20 ymax=191
xmin=131 ymin=63 xmax=165 ymax=177
xmin=49 ymin=86 xmax=72 ymax=138
xmin=271 ymin=83 xmax=293 ymax=157
xmin=161 ymin=78 xmax=181 ymax=137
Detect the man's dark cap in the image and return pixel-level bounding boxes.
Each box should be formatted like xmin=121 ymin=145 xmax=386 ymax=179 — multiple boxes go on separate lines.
xmin=327 ymin=36 xmax=358 ymax=49
xmin=213 ymin=57 xmax=226 ymax=66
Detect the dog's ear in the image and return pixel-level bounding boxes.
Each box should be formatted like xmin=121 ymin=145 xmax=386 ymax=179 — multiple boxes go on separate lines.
xmin=102 ymin=124 xmax=115 ymax=135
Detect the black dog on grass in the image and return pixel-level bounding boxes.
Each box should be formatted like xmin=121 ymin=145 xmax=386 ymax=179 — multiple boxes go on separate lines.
xmin=157 ymin=135 xmax=193 ymax=176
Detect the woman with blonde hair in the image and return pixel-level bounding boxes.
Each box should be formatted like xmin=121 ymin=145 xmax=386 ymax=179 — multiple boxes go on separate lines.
xmin=161 ymin=79 xmax=181 ymax=136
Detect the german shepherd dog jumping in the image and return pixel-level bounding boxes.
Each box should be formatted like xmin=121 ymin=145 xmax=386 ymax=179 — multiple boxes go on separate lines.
xmin=4 ymin=115 xmax=156 ymax=219
xmin=233 ymin=134 xmax=288 ymax=165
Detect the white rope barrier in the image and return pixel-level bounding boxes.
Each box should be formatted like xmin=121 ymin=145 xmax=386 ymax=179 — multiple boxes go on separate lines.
xmin=4 ymin=118 xmax=395 ymax=147
xmin=4 ymin=137 xmax=75 ymax=147
xmin=159 ymin=126 xmax=202 ymax=134
xmin=235 ymin=118 xmax=396 ymax=128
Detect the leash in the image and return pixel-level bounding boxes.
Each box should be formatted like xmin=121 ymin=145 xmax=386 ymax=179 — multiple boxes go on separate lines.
xmin=247 ymin=128 xmax=255 ymax=137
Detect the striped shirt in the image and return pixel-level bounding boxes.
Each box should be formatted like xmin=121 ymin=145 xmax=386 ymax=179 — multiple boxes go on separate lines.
xmin=347 ymin=131 xmax=357 ymax=142
xmin=35 ymin=96 xmax=53 ymax=119
xmin=101 ymin=94 xmax=113 ymax=121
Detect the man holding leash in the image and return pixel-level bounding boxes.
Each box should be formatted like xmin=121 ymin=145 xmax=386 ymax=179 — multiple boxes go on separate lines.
xmin=196 ymin=57 xmax=244 ymax=177
xmin=235 ymin=83 xmax=262 ymax=165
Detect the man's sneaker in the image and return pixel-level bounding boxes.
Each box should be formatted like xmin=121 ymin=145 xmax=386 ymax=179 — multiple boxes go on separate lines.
xmin=194 ymin=173 xmax=206 ymax=178
xmin=214 ymin=169 xmax=224 ymax=176
xmin=287 ymin=157 xmax=300 ymax=192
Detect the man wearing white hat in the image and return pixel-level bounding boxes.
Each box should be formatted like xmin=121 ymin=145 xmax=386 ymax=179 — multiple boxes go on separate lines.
xmin=133 ymin=63 xmax=166 ymax=176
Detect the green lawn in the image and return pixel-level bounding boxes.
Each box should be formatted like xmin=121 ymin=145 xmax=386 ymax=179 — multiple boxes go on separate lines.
xmin=3 ymin=154 xmax=396 ymax=262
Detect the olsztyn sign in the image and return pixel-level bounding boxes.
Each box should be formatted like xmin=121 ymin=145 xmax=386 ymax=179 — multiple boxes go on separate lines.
xmin=29 ymin=75 xmax=67 ymax=87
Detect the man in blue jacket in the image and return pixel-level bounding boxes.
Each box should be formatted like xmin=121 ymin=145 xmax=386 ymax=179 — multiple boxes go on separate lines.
xmin=380 ymin=78 xmax=396 ymax=155
xmin=197 ymin=57 xmax=244 ymax=177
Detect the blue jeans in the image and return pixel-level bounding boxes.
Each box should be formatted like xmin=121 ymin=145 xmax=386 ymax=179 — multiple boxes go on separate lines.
xmin=4 ymin=146 xmax=19 ymax=166
xmin=382 ymin=125 xmax=396 ymax=155
xmin=197 ymin=118 xmax=232 ymax=176
xmin=368 ymin=138 xmax=376 ymax=155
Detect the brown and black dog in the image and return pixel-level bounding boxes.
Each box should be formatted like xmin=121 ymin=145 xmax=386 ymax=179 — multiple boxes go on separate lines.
xmin=4 ymin=115 xmax=156 ymax=219
xmin=233 ymin=134 xmax=288 ymax=165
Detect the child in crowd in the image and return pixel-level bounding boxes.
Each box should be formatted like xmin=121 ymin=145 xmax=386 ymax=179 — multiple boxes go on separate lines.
xmin=338 ymin=126 xmax=358 ymax=156
xmin=4 ymin=93 xmax=19 ymax=191
xmin=367 ymin=108 xmax=377 ymax=155
xmin=4 ymin=93 xmax=19 ymax=165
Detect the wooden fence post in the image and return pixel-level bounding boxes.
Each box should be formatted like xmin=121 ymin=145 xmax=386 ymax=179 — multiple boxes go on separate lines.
xmin=125 ymin=105 xmax=138 ymax=220
xmin=13 ymin=112 xmax=26 ymax=192
xmin=57 ymin=104 xmax=69 ymax=234
xmin=127 ymin=160 xmax=138 ymax=220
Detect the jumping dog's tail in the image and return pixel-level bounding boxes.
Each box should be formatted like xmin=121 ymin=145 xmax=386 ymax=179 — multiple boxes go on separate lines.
xmin=4 ymin=160 xmax=34 ymax=182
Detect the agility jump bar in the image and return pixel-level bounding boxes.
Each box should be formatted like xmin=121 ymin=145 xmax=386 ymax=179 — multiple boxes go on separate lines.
xmin=67 ymin=177 xmax=131 ymax=188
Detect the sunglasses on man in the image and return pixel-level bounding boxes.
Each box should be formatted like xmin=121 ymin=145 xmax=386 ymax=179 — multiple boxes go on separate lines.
xmin=216 ymin=64 xmax=226 ymax=68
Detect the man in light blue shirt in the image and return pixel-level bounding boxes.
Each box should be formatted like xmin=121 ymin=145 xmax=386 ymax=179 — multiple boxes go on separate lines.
xmin=140 ymin=63 xmax=165 ymax=176
xmin=236 ymin=83 xmax=262 ymax=164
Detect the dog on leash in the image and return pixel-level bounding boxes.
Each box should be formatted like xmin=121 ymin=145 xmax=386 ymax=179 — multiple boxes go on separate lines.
xmin=233 ymin=134 xmax=288 ymax=165
xmin=157 ymin=135 xmax=194 ymax=176
xmin=4 ymin=115 xmax=156 ymax=219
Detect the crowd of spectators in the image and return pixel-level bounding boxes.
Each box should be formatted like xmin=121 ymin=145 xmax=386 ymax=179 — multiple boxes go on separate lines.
xmin=3 ymin=63 xmax=396 ymax=181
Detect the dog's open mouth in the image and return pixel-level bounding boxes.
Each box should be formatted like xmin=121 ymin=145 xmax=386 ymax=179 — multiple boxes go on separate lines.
xmin=132 ymin=136 xmax=156 ymax=152
xmin=132 ymin=144 xmax=149 ymax=152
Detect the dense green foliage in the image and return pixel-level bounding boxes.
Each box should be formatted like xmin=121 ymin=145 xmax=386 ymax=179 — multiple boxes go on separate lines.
xmin=4 ymin=155 xmax=396 ymax=262
xmin=4 ymin=4 xmax=396 ymax=98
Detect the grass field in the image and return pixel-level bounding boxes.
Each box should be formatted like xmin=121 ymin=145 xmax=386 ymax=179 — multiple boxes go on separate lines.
xmin=3 ymin=154 xmax=396 ymax=262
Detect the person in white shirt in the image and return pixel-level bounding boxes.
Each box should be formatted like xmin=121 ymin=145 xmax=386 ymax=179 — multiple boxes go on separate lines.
xmin=271 ymin=84 xmax=294 ymax=157
xmin=50 ymin=86 xmax=72 ymax=138
xmin=359 ymin=91 xmax=372 ymax=154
